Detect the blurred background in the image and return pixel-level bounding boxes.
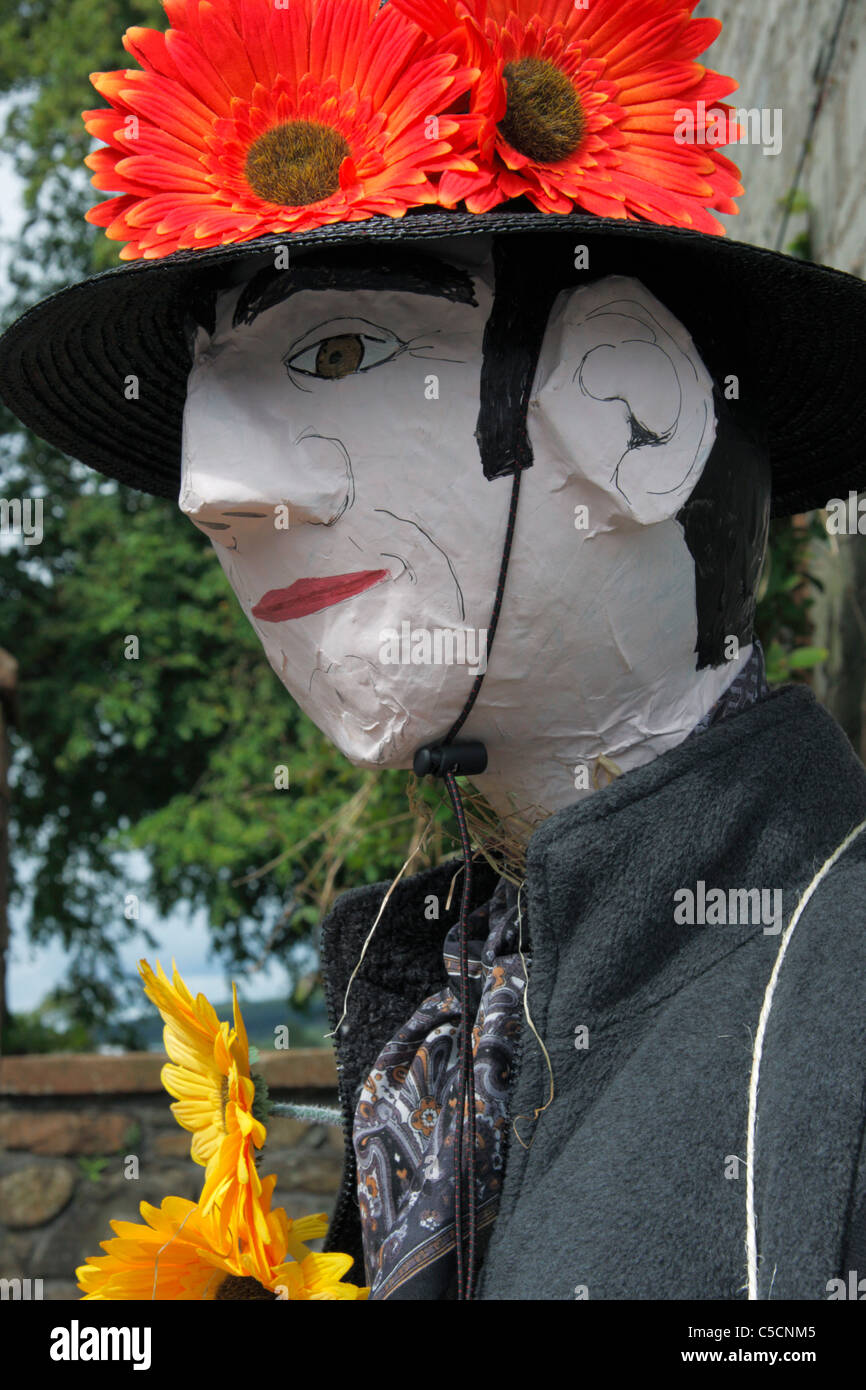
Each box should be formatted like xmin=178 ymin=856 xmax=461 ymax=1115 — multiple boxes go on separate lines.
xmin=0 ymin=0 xmax=863 ymax=1294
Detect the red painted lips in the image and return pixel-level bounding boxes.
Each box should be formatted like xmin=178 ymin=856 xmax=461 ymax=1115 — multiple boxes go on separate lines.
xmin=251 ymin=569 xmax=389 ymax=622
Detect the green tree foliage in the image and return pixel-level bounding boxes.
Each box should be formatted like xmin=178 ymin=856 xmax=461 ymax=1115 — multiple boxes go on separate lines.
xmin=0 ymin=0 xmax=447 ymax=1043
xmin=0 ymin=1 xmax=165 ymax=302
xmin=755 ymin=515 xmax=829 ymax=684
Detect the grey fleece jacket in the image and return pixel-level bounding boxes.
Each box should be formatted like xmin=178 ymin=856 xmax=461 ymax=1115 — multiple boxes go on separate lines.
xmin=320 ymin=685 xmax=866 ymax=1299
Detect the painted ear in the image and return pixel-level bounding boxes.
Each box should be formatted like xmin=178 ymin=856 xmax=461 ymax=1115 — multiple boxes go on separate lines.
xmin=532 ymin=275 xmax=717 ymax=526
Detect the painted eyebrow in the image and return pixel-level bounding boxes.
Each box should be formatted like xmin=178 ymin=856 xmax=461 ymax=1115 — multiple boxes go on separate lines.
xmin=231 ymin=247 xmax=478 ymax=329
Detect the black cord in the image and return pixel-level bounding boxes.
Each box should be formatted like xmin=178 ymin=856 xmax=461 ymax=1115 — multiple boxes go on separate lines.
xmin=444 ymin=767 xmax=478 ymax=1300
xmin=442 ymin=471 xmax=522 ymax=746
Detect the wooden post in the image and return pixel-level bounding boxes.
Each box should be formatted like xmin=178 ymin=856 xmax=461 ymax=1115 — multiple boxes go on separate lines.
xmin=0 ymin=647 xmax=19 ymax=1052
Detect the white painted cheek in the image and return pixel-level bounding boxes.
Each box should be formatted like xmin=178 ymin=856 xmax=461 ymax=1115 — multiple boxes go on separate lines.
xmin=180 ymin=347 xmax=352 ymax=524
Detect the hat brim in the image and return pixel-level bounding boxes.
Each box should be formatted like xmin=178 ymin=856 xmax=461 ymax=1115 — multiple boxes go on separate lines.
xmin=0 ymin=208 xmax=863 ymax=516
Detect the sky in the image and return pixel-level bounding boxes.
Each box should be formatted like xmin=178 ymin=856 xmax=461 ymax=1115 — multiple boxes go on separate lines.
xmin=0 ymin=129 xmax=23 ymax=289
xmin=0 ymin=106 xmax=292 ymax=1017
xmin=8 ymin=885 xmax=293 ymax=1015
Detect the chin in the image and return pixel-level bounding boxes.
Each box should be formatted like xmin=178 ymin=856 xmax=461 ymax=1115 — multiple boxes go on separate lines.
xmin=325 ymin=718 xmax=417 ymax=771
xmin=300 ymin=658 xmax=473 ymax=770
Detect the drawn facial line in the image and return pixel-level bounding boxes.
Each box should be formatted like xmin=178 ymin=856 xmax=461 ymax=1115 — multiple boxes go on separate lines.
xmin=309 ymin=659 xmax=334 ymax=693
xmin=293 ymin=428 xmax=355 ymax=525
xmin=574 ymin=300 xmax=699 ymax=506
xmin=407 ymin=348 xmax=468 ymax=365
xmin=373 ymin=509 xmax=465 ymax=621
xmin=647 ymin=398 xmax=710 ymax=498
xmin=404 ymin=328 xmax=468 ymax=367
xmin=195 ymin=519 xmax=238 ymax=550
xmin=196 ymin=511 xmax=269 ymax=536
xmin=381 ymin=552 xmax=417 ymax=584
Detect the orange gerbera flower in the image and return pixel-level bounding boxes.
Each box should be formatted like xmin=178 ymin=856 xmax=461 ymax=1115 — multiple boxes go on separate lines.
xmin=394 ymin=0 xmax=743 ymax=232
xmin=138 ymin=958 xmax=270 ymax=1266
xmin=83 ymin=0 xmax=480 ymax=259
xmin=76 ymin=1181 xmax=367 ymax=1300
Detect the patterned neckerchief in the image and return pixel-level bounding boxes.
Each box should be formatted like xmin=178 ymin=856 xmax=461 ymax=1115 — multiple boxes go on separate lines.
xmin=689 ymin=640 xmax=770 ymax=736
xmin=354 ymin=877 xmax=525 ymax=1299
xmin=353 ymin=642 xmax=769 ymax=1299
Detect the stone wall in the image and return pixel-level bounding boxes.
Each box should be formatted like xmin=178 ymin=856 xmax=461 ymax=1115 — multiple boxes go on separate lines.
xmin=0 ymin=1050 xmax=341 ymax=1300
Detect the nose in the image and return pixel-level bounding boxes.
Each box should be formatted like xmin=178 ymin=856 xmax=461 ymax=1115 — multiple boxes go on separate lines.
xmin=181 ymin=503 xmax=271 ymax=550
xmin=179 ymin=428 xmax=355 ymax=545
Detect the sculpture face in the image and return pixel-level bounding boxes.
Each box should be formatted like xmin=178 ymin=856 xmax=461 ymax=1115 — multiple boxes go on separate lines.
xmin=181 ymin=239 xmax=733 ymax=788
xmin=181 ymin=240 xmax=507 ymax=765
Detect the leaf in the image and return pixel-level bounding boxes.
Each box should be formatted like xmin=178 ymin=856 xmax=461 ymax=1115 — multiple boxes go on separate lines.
xmin=77 ymin=1155 xmax=110 ymax=1183
xmin=786 ymin=647 xmax=829 ymax=670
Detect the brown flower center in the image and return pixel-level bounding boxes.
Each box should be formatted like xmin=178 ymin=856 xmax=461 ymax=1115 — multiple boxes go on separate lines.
xmin=245 ymin=121 xmax=350 ymax=207
xmin=215 ymin=1274 xmax=278 ymax=1300
xmin=498 ymin=58 xmax=585 ymax=163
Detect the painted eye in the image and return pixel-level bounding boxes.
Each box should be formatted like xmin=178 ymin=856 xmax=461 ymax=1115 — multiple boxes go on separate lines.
xmin=286 ymin=330 xmax=402 ymax=379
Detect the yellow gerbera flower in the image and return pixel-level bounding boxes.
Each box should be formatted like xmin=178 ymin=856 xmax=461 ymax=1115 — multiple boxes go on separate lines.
xmin=76 ymin=1179 xmax=366 ymax=1300
xmin=138 ymin=958 xmax=269 ymax=1259
xmin=272 ymin=1252 xmax=366 ymax=1301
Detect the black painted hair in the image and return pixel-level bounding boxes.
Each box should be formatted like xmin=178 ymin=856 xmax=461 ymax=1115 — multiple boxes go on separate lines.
xmin=677 ymin=387 xmax=771 ymax=669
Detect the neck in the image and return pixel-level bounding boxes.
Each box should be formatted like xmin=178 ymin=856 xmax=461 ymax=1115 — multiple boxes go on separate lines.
xmin=466 ymin=643 xmax=753 ymax=831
